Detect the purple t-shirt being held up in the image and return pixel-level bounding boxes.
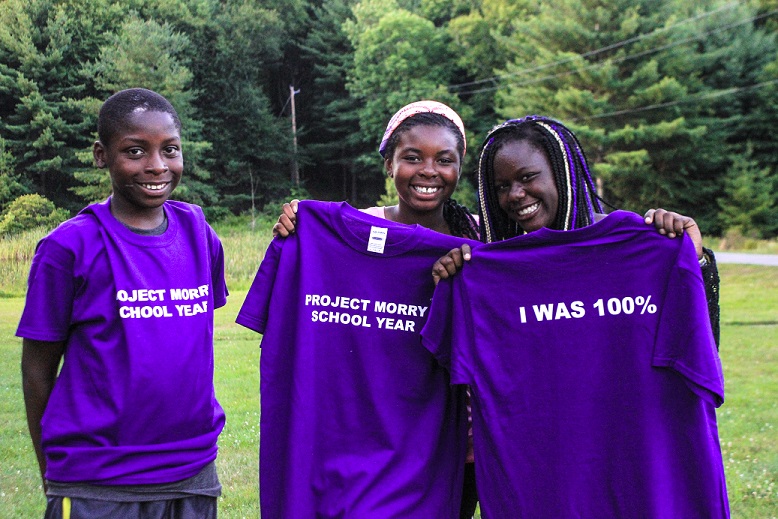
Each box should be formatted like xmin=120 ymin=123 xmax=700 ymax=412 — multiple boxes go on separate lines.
xmin=422 ymin=210 xmax=729 ymax=519
xmin=237 ymin=200 xmax=475 ymax=518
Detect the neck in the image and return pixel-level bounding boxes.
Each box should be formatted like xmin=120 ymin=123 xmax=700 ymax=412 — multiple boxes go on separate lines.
xmin=385 ymin=204 xmax=451 ymax=235
xmin=110 ymin=198 xmax=166 ymax=230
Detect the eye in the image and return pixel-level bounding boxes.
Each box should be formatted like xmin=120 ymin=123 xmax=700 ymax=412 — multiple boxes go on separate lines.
xmin=520 ymin=172 xmax=538 ymax=183
xmin=126 ymin=148 xmax=145 ymax=157
xmin=163 ymin=146 xmax=180 ymax=157
xmin=496 ymin=183 xmax=510 ymax=193
xmin=438 ymin=157 xmax=456 ymax=165
xmin=402 ymin=154 xmax=420 ymax=162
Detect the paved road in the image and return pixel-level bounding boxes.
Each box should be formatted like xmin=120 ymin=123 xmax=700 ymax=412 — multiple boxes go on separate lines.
xmin=715 ymin=252 xmax=778 ymax=266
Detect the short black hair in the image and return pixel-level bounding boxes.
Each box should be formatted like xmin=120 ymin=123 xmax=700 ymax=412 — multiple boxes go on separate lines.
xmin=97 ymin=88 xmax=181 ymax=145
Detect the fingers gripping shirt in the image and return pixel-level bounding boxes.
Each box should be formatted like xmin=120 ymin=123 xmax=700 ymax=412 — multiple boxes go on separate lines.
xmin=237 ymin=201 xmax=477 ymax=518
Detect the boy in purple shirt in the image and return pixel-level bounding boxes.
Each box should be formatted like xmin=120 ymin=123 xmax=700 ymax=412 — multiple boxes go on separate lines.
xmin=18 ymin=88 xmax=227 ymax=518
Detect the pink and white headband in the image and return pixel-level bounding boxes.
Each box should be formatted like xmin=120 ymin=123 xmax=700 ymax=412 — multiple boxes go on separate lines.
xmin=378 ymin=100 xmax=466 ymax=157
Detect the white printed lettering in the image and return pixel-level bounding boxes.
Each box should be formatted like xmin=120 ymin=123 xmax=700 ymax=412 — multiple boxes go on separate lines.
xmin=533 ymin=304 xmax=554 ymax=321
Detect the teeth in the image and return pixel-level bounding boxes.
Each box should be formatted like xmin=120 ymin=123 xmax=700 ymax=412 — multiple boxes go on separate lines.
xmin=140 ymin=183 xmax=166 ymax=191
xmin=414 ymin=186 xmax=440 ymax=194
xmin=518 ymin=202 xmax=540 ymax=216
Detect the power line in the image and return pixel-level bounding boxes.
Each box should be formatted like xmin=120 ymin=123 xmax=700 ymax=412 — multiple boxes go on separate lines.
xmin=447 ymin=1 xmax=746 ymax=91
xmin=452 ymin=9 xmax=777 ymax=97
xmin=570 ymin=78 xmax=778 ymax=122
xmin=347 ymin=3 xmax=775 ymax=116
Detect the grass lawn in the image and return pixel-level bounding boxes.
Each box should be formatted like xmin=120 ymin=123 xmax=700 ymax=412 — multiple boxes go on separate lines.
xmin=716 ymin=265 xmax=778 ymax=517
xmin=1 ymin=264 xmax=776 ymax=517
xmin=0 ymin=293 xmax=260 ymax=518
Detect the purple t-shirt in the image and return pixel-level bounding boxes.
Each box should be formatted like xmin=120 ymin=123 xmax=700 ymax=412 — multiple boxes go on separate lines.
xmin=237 ymin=200 xmax=475 ymax=518
xmin=17 ymin=198 xmax=227 ymax=485
xmin=422 ymin=211 xmax=729 ymax=518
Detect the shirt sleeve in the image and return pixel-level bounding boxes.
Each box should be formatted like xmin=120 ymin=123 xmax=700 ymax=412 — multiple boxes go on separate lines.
xmin=16 ymin=237 xmax=76 ymax=342
xmin=652 ymin=242 xmax=724 ymax=407
xmin=208 ymin=226 xmax=229 ymax=309
xmin=421 ymin=275 xmax=474 ymax=385
xmin=235 ymin=237 xmax=284 ymax=334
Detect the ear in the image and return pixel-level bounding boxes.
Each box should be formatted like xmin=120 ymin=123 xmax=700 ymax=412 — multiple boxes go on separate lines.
xmin=93 ymin=141 xmax=107 ymax=168
xmin=384 ymin=157 xmax=394 ymax=178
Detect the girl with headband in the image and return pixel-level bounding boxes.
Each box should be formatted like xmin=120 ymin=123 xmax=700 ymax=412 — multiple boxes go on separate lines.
xmin=273 ymin=100 xmax=482 ymax=517
xmin=274 ymin=100 xmax=479 ymax=240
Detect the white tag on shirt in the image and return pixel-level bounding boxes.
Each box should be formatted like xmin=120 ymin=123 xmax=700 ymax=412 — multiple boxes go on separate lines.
xmin=367 ymin=226 xmax=388 ymax=254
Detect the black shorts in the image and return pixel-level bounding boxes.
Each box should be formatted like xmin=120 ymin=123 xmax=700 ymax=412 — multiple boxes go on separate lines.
xmin=44 ymin=495 xmax=217 ymax=519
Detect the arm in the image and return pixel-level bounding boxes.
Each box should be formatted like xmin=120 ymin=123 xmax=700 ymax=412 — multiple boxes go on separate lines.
xmin=644 ymin=208 xmax=720 ymax=349
xmin=700 ymin=248 xmax=720 ymax=350
xmin=21 ymin=338 xmax=65 ymax=494
xmin=432 ymin=244 xmax=472 ymax=285
xmin=272 ymin=199 xmax=299 ymax=237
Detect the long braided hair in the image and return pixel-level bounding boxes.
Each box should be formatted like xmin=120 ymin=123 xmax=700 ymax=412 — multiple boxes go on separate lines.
xmin=477 ymin=116 xmax=603 ymax=243
xmin=382 ymin=112 xmax=480 ymax=240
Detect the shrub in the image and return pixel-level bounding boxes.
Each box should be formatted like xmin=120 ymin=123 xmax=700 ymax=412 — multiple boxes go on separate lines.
xmin=0 ymin=194 xmax=69 ymax=236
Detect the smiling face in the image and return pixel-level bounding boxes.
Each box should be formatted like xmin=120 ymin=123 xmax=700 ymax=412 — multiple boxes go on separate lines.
xmin=93 ymin=110 xmax=183 ymax=227
xmin=492 ymin=139 xmax=559 ymax=233
xmin=384 ymin=124 xmax=461 ymax=220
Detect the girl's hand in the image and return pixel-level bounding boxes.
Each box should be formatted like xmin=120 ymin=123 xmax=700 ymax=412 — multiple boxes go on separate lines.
xmin=432 ymin=244 xmax=472 ymax=285
xmin=643 ymin=208 xmax=703 ymax=259
xmin=273 ymin=200 xmax=299 ymax=237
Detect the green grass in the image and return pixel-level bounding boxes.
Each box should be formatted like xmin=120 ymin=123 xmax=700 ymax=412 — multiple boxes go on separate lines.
xmin=1 ymin=220 xmax=776 ymax=517
xmin=0 ymin=228 xmax=48 ymax=297
xmin=717 ymin=265 xmax=778 ymax=517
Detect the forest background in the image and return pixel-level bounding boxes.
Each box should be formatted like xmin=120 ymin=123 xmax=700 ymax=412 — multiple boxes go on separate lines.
xmin=1 ymin=0 xmax=777 ymax=238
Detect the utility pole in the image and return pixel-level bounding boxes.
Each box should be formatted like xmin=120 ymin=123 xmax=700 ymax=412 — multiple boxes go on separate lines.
xmin=290 ymin=85 xmax=300 ymax=187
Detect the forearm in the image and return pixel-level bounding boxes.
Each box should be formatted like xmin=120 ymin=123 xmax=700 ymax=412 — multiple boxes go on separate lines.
xmin=21 ymin=339 xmax=65 ymax=492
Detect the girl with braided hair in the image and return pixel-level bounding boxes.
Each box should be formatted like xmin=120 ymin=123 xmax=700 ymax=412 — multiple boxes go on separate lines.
xmin=429 ymin=115 xmax=721 ymax=517
xmin=432 ymin=116 xmax=719 ymax=346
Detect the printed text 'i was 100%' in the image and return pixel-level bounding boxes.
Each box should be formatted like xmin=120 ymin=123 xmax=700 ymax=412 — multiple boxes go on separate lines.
xmin=517 ymin=295 xmax=658 ymax=323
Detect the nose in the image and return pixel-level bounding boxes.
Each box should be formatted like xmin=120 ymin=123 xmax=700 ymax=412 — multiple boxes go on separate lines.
xmin=419 ymin=158 xmax=438 ymax=176
xmin=508 ymin=182 xmax=526 ymax=200
xmin=146 ymin=153 xmax=169 ymax=174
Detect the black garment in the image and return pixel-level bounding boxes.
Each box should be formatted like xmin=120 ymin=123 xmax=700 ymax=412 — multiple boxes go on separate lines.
xmin=701 ymin=247 xmax=720 ymax=349
xmin=460 ymin=462 xmax=478 ymax=519
xmin=44 ymin=495 xmax=217 ymax=519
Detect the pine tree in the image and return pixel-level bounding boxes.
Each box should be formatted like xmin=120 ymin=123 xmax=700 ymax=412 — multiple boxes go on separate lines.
xmin=0 ymin=0 xmax=98 ymax=212
xmin=491 ymin=0 xmax=773 ymax=233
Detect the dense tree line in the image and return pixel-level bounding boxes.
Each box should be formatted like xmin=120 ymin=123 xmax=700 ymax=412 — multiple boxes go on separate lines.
xmin=1 ymin=0 xmax=776 ymax=236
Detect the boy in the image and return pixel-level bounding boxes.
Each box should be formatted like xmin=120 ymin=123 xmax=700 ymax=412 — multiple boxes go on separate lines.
xmin=18 ymin=88 xmax=227 ymax=518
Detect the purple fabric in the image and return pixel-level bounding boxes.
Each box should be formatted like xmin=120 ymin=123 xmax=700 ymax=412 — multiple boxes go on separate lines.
xmin=237 ymin=200 xmax=475 ymax=518
xmin=17 ymin=198 xmax=227 ymax=485
xmin=422 ymin=210 xmax=729 ymax=518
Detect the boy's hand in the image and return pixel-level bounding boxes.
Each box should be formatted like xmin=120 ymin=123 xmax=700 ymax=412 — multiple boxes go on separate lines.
xmin=273 ymin=200 xmax=299 ymax=237
xmin=432 ymin=244 xmax=472 ymax=285
xmin=643 ymin=208 xmax=703 ymax=259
